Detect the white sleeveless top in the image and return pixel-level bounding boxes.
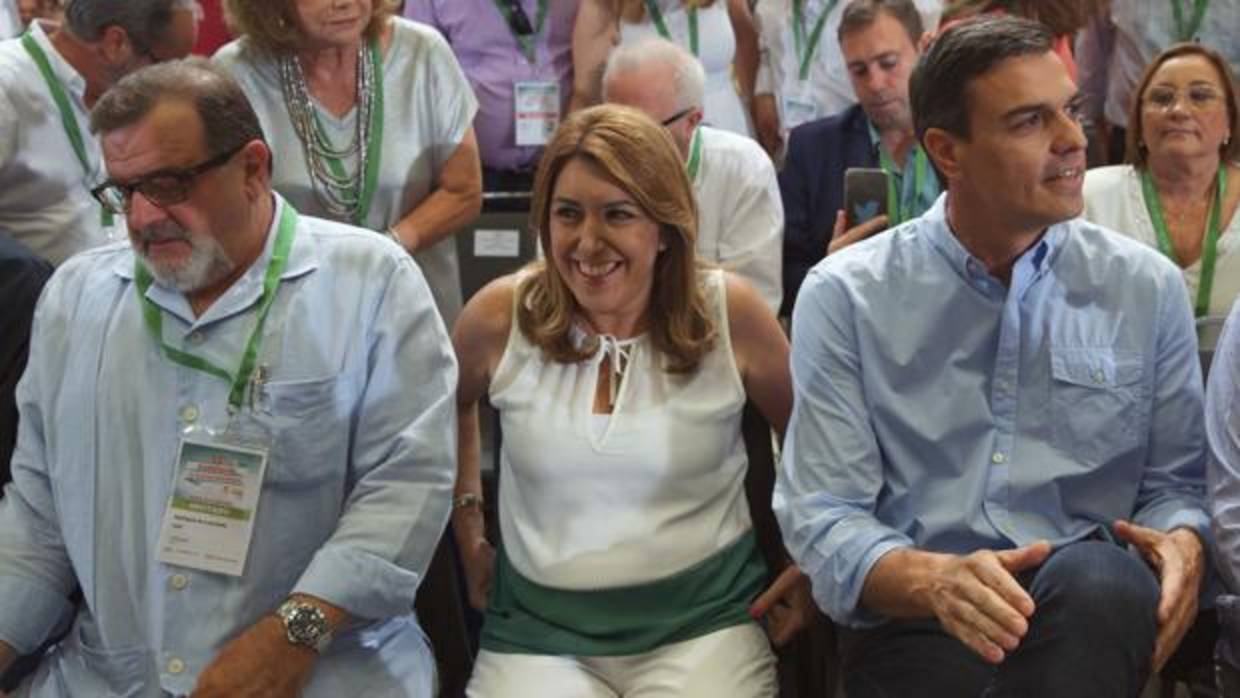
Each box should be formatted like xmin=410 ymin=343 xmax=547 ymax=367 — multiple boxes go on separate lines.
xmin=490 ymin=269 xmax=753 ymax=590
xmin=618 ymin=0 xmax=753 ymax=137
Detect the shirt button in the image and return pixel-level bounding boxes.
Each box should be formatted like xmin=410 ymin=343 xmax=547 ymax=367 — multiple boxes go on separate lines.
xmin=1092 ymin=370 xmax=1106 ymax=384
xmin=991 ymin=452 xmax=1007 ymax=464
xmin=166 ymin=657 xmax=185 ymax=675
xmin=180 ymin=404 xmax=199 ymax=423
xmin=170 ymin=574 xmax=189 ymax=590
xmin=995 ymin=380 xmax=1009 ymax=392
xmin=187 ymin=331 xmax=204 ymax=346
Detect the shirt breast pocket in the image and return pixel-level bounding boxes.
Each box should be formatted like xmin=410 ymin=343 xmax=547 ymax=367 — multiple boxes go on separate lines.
xmin=1050 ymin=348 xmax=1146 ymax=466
xmin=245 ymin=369 xmax=365 ymax=488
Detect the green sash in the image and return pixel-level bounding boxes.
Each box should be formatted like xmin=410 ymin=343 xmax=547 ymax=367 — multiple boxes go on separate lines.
xmin=481 ymin=530 xmax=768 ymax=656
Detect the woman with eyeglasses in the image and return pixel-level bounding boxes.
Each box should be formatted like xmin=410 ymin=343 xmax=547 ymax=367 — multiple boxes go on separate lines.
xmin=215 ymin=0 xmax=482 ymax=325
xmin=1083 ymin=43 xmax=1240 ymax=351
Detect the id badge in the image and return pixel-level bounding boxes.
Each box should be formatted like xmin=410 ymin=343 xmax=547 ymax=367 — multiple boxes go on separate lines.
xmin=514 ymin=81 xmax=560 ymax=146
xmin=156 ymin=419 xmax=270 ymax=577
xmin=781 ymin=93 xmax=820 ymax=131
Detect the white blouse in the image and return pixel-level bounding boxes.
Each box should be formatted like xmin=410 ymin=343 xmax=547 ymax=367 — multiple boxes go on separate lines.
xmin=215 ymin=17 xmax=479 ymax=325
xmin=490 ymin=269 xmax=754 ymax=590
xmin=1083 ymin=165 xmax=1240 ymax=341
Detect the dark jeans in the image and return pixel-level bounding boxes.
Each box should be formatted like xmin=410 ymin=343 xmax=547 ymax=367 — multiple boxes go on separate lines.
xmin=1218 ymin=595 xmax=1240 ymax=696
xmin=840 ymin=541 xmax=1160 ymax=698
xmin=1220 ymin=660 xmax=1240 ymax=697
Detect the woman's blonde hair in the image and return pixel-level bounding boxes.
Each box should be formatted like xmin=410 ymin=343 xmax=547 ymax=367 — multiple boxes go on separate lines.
xmin=517 ymin=104 xmax=715 ymax=373
xmin=223 ymin=0 xmax=396 ymax=55
xmin=614 ymin=0 xmax=717 ymax=24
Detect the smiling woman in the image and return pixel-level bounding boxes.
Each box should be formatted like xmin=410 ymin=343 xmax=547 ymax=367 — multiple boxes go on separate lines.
xmin=520 ymin=103 xmax=711 ymax=371
xmin=450 ymin=104 xmax=813 ymax=697
xmin=1083 ymin=43 xmax=1240 ymax=347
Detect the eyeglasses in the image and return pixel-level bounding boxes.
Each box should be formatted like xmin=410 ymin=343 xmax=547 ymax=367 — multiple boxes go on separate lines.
xmin=660 ymin=107 xmax=696 ymax=127
xmin=92 ymin=143 xmax=246 ymax=215
xmin=1143 ymin=85 xmax=1225 ymax=112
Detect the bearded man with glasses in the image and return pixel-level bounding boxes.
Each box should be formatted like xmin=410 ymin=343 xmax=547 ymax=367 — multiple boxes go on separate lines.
xmin=0 ymin=58 xmax=457 ymax=698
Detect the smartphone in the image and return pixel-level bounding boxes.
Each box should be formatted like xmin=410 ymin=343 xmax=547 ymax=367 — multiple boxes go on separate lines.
xmin=843 ymin=167 xmax=890 ymax=228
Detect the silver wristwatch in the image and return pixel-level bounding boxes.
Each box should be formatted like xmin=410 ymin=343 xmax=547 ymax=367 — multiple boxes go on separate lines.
xmin=276 ymin=599 xmax=333 ymax=653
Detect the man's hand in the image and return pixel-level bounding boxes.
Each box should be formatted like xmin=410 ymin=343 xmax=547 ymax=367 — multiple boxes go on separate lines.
xmin=190 ymin=614 xmax=318 ymax=698
xmin=827 ymin=211 xmax=889 ymax=256
xmin=459 ymin=535 xmax=497 ymax=611
xmin=748 ymin=564 xmax=815 ymax=647
xmin=926 ymin=541 xmax=1052 ymax=664
xmin=1114 ymin=520 xmax=1205 ymax=672
xmin=752 ymin=94 xmax=783 ymax=160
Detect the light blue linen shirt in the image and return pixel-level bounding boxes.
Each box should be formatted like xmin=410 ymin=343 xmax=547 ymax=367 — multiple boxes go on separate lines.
xmin=0 ymin=196 xmax=457 ymax=696
xmin=775 ymin=194 xmax=1209 ymax=627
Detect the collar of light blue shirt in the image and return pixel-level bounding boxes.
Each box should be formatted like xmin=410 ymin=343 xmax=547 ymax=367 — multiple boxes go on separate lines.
xmin=113 ymin=194 xmax=319 ymax=325
xmin=923 ymin=193 xmax=1064 ymax=288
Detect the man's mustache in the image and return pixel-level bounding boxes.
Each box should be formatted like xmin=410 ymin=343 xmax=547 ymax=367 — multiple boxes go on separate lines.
xmin=136 ymin=222 xmax=190 ymax=245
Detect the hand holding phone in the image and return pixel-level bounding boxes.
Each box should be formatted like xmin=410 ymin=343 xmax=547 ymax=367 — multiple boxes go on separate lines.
xmin=843 ymin=167 xmax=890 ymax=228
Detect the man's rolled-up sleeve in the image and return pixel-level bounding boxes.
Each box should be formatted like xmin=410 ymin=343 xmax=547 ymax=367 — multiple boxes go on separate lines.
xmin=292 ymin=257 xmax=457 ymax=620
xmin=1133 ymin=269 xmax=1210 ymax=543
xmin=774 ymin=265 xmax=913 ymax=627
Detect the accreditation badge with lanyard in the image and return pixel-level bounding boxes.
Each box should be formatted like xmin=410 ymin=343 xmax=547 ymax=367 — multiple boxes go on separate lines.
xmin=494 ymin=0 xmax=560 ymax=146
xmin=153 ymin=205 xmax=298 ymax=577
xmin=781 ymin=0 xmax=838 ymax=130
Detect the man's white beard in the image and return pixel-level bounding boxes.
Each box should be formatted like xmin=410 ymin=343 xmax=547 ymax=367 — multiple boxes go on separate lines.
xmin=134 ymin=221 xmax=235 ymax=294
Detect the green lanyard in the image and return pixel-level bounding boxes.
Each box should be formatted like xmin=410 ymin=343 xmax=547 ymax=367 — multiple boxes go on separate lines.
xmin=491 ymin=0 xmax=549 ymax=63
xmin=877 ymin=146 xmax=928 ymax=226
xmin=1140 ymin=167 xmax=1226 ymax=318
xmin=1171 ymin=0 xmax=1209 ymax=42
xmin=644 ymin=0 xmax=699 ymax=57
xmin=315 ymin=38 xmax=385 ymax=227
xmin=20 ymin=31 xmax=114 ymax=229
xmin=135 ymin=204 xmax=298 ymax=411
xmin=792 ymin=0 xmax=838 ymax=81
xmin=686 ymin=127 xmax=703 ymax=180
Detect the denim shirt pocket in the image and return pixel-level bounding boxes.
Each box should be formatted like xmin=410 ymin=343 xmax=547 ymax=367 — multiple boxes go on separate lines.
xmin=239 ymin=368 xmax=365 ymax=488
xmin=1050 ymin=347 xmax=1146 ymax=466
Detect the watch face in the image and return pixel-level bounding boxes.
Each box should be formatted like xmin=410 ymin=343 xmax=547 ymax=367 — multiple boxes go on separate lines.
xmin=287 ymin=605 xmax=327 ymax=645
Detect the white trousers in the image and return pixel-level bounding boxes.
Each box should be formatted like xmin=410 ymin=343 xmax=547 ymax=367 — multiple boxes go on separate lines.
xmin=466 ymin=623 xmax=777 ymax=698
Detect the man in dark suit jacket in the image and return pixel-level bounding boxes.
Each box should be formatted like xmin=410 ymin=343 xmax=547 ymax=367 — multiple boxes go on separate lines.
xmin=778 ymin=0 xmax=940 ymax=315
xmin=0 ymin=235 xmax=52 ymax=490
xmin=780 ymin=104 xmax=875 ymax=316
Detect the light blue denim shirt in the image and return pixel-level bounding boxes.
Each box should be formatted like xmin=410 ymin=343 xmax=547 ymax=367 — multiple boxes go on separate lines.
xmin=776 ymin=194 xmax=1209 ymax=628
xmin=0 ymin=196 xmax=457 ymax=696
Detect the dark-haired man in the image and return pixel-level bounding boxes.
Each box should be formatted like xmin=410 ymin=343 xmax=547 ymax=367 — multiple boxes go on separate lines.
xmin=778 ymin=0 xmax=939 ymax=315
xmin=0 ymin=0 xmax=197 ymax=264
xmin=0 ymin=58 xmax=456 ymax=697
xmin=776 ymin=15 xmax=1207 ymax=697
